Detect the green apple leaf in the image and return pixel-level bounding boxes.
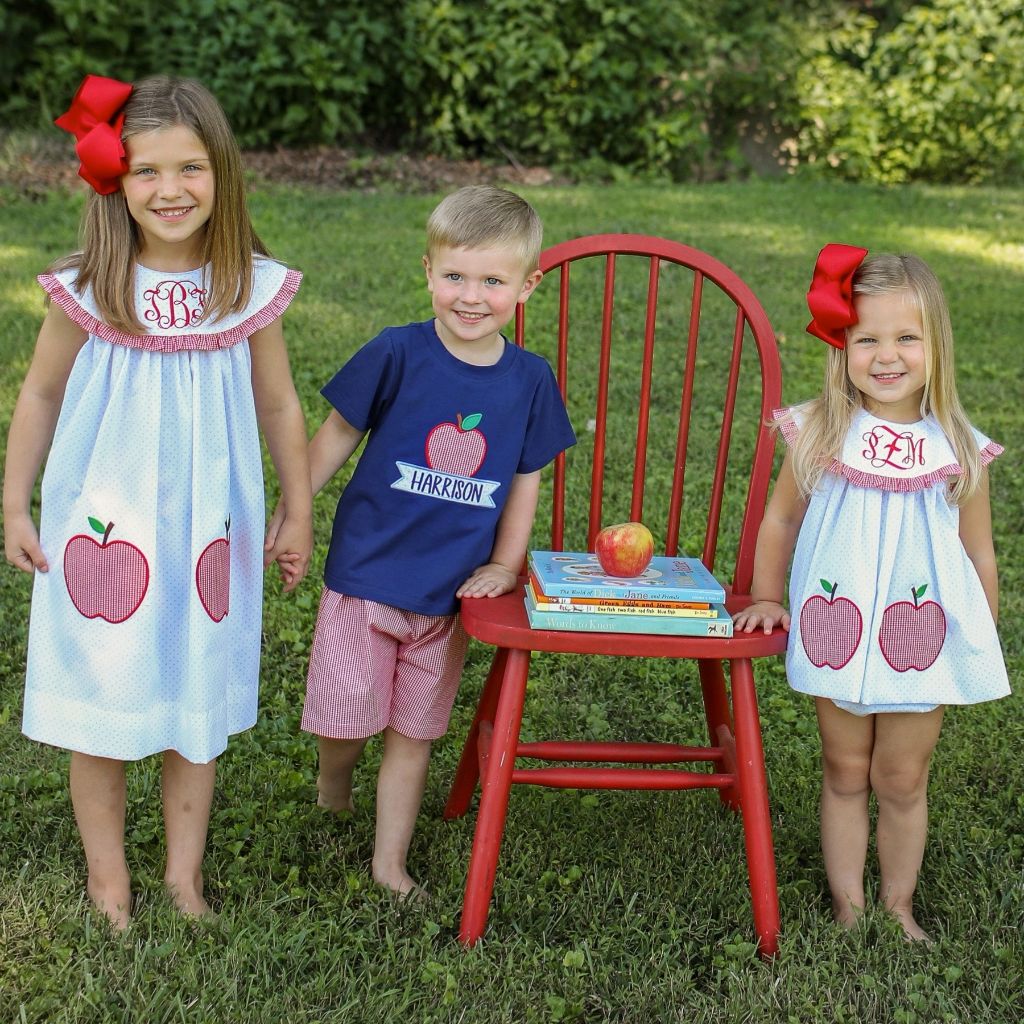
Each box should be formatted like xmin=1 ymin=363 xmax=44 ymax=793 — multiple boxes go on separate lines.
xmin=820 ymin=578 xmax=835 ymax=596
xmin=460 ymin=412 xmax=483 ymax=431
xmin=88 ymin=516 xmax=106 ymax=534
xmin=914 ymin=583 xmax=927 ymax=600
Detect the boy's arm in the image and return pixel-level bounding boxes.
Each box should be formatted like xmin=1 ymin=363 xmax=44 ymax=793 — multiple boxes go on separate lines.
xmin=732 ymin=451 xmax=807 ymax=634
xmin=249 ymin=318 xmax=313 ymax=591
xmin=4 ymin=304 xmax=88 ymax=573
xmin=958 ymin=466 xmax=998 ymax=622
xmin=456 ymin=470 xmax=540 ymax=599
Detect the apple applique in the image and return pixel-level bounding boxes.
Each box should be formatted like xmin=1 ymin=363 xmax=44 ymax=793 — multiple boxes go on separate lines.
xmin=425 ymin=412 xmax=487 ymax=476
xmin=196 ymin=517 xmax=230 ymax=623
xmin=878 ymin=584 xmax=945 ymax=672
xmin=64 ymin=517 xmax=150 ymax=623
xmin=799 ymin=578 xmax=862 ymax=669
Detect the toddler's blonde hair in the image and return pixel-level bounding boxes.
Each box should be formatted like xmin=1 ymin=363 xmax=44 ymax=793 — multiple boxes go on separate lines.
xmin=426 ymin=185 xmax=542 ymax=273
xmin=787 ymin=253 xmax=982 ymax=505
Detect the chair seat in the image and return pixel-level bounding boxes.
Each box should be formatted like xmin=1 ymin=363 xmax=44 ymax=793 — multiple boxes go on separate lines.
xmin=460 ymin=582 xmax=789 ymax=659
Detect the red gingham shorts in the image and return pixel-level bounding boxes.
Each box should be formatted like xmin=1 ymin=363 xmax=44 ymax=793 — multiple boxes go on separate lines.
xmin=301 ymin=589 xmax=469 ymax=741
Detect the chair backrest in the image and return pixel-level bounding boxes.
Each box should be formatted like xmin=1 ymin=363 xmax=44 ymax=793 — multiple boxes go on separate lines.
xmin=515 ymin=234 xmax=782 ymax=597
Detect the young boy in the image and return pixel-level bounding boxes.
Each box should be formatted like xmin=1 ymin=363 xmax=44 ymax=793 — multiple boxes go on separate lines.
xmin=286 ymin=186 xmax=575 ymax=896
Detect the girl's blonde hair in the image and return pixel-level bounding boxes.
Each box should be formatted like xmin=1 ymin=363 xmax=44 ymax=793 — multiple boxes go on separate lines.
xmin=788 ymin=252 xmax=982 ymax=505
xmin=54 ymin=76 xmax=268 ymax=333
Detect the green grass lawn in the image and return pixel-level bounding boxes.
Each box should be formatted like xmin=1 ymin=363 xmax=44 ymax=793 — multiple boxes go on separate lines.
xmin=1 ymin=180 xmax=1022 ymax=1023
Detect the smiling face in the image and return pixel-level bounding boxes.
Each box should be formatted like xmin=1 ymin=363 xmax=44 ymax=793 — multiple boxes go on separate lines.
xmin=121 ymin=124 xmax=215 ymax=269
xmin=846 ymin=288 xmax=928 ymax=423
xmin=423 ymin=244 xmax=542 ymax=365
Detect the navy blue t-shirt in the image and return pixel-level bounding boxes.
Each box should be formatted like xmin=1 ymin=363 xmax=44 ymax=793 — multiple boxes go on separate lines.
xmin=321 ymin=320 xmax=576 ymax=615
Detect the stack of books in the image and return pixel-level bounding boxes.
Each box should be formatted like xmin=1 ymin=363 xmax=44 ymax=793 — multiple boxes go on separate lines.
xmin=525 ymin=551 xmax=733 ymax=637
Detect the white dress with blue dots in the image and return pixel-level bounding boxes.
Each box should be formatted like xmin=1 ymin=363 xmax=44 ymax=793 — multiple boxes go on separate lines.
xmin=21 ymin=258 xmax=301 ymax=763
xmin=779 ymin=405 xmax=1009 ymax=714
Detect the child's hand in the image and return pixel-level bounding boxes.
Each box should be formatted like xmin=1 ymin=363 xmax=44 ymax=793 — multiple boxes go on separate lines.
xmin=456 ymin=563 xmax=518 ymax=599
xmin=4 ymin=512 xmax=48 ymax=574
xmin=264 ymin=500 xmax=286 ymax=553
xmin=263 ymin=510 xmax=312 ymax=593
xmin=732 ymin=600 xmax=791 ymax=635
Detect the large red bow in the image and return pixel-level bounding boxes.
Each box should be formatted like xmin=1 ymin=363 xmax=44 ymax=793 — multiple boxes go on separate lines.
xmin=805 ymin=242 xmax=869 ymax=349
xmin=55 ymin=75 xmax=133 ymax=195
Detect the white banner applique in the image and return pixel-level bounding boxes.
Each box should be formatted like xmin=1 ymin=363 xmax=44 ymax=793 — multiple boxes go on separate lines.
xmin=391 ymin=462 xmax=501 ymax=508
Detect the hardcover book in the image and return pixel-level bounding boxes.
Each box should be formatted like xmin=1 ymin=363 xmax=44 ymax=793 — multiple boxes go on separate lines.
xmin=528 ymin=551 xmax=727 ymax=604
xmin=524 ymin=588 xmax=734 ymax=636
xmin=525 ymin=582 xmax=719 ymax=618
xmin=527 ymin=571 xmax=712 ymax=611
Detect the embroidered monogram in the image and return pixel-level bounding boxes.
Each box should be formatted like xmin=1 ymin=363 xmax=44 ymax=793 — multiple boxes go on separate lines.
xmin=143 ymin=280 xmax=206 ymax=329
xmin=861 ymin=423 xmax=925 ymax=471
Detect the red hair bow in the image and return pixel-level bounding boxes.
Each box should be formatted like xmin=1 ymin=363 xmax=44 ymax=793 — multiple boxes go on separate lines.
xmin=55 ymin=75 xmax=133 ymax=195
xmin=805 ymin=242 xmax=869 ymax=349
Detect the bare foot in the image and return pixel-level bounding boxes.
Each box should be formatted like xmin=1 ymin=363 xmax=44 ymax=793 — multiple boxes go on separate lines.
xmin=888 ymin=906 xmax=932 ymax=943
xmin=831 ymin=897 xmax=866 ymax=929
xmin=87 ymin=875 xmax=132 ymax=931
xmin=165 ymin=873 xmax=212 ymax=918
xmin=317 ymin=774 xmax=356 ymax=815
xmin=372 ymin=864 xmax=428 ymax=902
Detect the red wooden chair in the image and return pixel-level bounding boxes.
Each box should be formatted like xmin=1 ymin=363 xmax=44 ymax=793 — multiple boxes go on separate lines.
xmin=445 ymin=234 xmax=787 ymax=956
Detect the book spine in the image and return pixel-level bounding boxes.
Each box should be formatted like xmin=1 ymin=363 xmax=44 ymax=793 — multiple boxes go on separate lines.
xmin=524 ymin=597 xmax=734 ymax=637
xmin=527 ymin=587 xmax=717 ymax=618
xmin=528 ymin=572 xmax=710 ymax=610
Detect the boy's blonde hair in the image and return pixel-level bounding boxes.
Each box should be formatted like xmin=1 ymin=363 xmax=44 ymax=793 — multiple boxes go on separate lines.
xmin=788 ymin=252 xmax=982 ymax=505
xmin=426 ymin=185 xmax=543 ymax=272
xmin=55 ymin=76 xmax=269 ymax=334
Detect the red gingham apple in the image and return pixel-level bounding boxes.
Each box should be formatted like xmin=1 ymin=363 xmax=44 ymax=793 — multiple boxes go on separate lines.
xmin=425 ymin=412 xmax=487 ymax=476
xmin=799 ymin=579 xmax=862 ymax=669
xmin=196 ymin=516 xmax=230 ymax=623
xmin=878 ymin=584 xmax=946 ymax=672
xmin=64 ymin=517 xmax=149 ymax=623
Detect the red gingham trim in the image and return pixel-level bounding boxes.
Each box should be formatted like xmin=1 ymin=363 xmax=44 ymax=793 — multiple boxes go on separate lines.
xmin=38 ymin=269 xmax=302 ymax=352
xmin=773 ymin=409 xmax=1004 ymax=492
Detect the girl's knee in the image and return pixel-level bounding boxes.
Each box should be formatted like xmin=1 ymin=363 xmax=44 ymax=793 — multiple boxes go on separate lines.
xmin=870 ymin=760 xmax=929 ymax=805
xmin=822 ymin=752 xmax=871 ymax=799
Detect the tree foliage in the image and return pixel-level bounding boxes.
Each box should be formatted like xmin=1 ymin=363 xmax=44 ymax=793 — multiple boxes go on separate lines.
xmin=2 ymin=0 xmax=1021 ymax=183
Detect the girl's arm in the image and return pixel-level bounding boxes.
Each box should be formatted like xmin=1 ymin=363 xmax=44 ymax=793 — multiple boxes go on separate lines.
xmin=307 ymin=409 xmax=367 ymax=496
xmin=456 ymin=469 xmax=540 ymax=598
xmin=249 ymin=318 xmax=313 ymax=592
xmin=264 ymin=409 xmax=367 ymax=545
xmin=3 ymin=305 xmax=88 ymax=573
xmin=732 ymin=451 xmax=808 ymax=634
xmin=958 ymin=466 xmax=998 ymax=623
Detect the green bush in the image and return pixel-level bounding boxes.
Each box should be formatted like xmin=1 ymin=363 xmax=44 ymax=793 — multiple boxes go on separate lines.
xmin=2 ymin=0 xmax=1022 ymax=184
xmin=792 ymin=0 xmax=1024 ymax=183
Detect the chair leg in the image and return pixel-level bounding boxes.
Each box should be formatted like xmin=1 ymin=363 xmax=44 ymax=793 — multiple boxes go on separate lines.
xmin=730 ymin=657 xmax=780 ymax=957
xmin=698 ymin=659 xmax=739 ymax=810
xmin=444 ymin=648 xmax=509 ymax=820
xmin=458 ymin=647 xmax=531 ymax=946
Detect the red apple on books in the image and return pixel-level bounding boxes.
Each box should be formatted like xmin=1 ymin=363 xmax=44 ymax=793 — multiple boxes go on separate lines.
xmin=196 ymin=516 xmax=231 ymax=622
xmin=799 ymin=578 xmax=862 ymax=669
xmin=878 ymin=584 xmax=945 ymax=672
xmin=64 ymin=517 xmax=150 ymax=623
xmin=594 ymin=521 xmax=655 ymax=577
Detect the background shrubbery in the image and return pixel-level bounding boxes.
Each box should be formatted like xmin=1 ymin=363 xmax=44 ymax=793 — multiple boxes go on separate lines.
xmin=1 ymin=0 xmax=1022 ymax=182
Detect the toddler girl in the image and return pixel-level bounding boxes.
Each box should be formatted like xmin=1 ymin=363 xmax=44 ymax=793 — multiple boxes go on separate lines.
xmin=734 ymin=243 xmax=1009 ymax=940
xmin=3 ymin=74 xmax=312 ymax=928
